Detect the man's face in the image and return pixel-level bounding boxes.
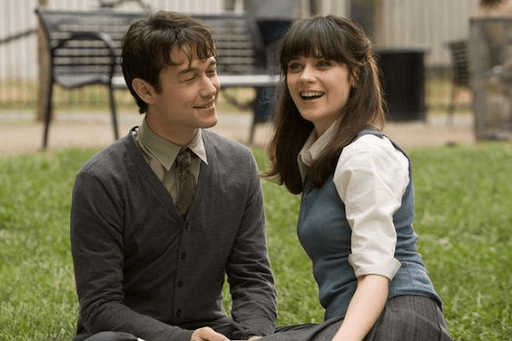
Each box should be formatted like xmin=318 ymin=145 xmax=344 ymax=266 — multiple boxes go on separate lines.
xmin=146 ymin=45 xmax=219 ymax=145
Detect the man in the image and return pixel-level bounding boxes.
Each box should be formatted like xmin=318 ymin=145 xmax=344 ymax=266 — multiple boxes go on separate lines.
xmin=70 ymin=11 xmax=276 ymax=341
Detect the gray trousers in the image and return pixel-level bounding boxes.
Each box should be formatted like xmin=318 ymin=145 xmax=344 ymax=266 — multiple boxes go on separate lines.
xmin=77 ymin=296 xmax=452 ymax=341
xmin=266 ymin=296 xmax=452 ymax=341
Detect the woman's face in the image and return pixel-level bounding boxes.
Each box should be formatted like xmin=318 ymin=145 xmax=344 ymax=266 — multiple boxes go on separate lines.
xmin=286 ymin=55 xmax=354 ymax=136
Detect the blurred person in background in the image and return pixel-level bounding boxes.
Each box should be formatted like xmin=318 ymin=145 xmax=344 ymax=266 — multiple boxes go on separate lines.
xmin=475 ymin=0 xmax=512 ymax=15
xmin=244 ymin=0 xmax=297 ymax=123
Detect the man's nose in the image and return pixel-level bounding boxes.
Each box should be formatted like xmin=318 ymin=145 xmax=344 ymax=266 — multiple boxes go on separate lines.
xmin=199 ymin=75 xmax=219 ymax=97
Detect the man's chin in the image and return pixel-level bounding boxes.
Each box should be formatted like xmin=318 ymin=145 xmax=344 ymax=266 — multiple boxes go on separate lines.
xmin=202 ymin=115 xmax=218 ymax=129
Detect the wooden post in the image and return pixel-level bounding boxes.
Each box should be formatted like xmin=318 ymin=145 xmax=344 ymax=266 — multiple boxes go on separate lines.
xmin=36 ymin=0 xmax=51 ymax=122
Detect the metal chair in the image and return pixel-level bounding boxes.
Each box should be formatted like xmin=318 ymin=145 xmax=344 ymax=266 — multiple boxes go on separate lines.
xmin=447 ymin=39 xmax=471 ymax=125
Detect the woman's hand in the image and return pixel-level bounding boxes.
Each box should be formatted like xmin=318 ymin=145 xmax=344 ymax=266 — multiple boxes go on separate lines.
xmin=190 ymin=327 xmax=230 ymax=341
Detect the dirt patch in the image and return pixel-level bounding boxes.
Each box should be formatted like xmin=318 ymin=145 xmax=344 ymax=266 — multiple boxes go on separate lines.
xmin=0 ymin=112 xmax=475 ymax=157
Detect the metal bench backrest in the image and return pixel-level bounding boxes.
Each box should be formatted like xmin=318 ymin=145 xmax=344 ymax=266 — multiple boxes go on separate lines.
xmin=36 ymin=9 xmax=145 ymax=87
xmin=194 ymin=13 xmax=267 ymax=75
xmin=36 ymin=9 xmax=269 ymax=88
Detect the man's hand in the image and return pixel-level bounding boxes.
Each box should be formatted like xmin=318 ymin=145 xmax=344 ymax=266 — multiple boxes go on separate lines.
xmin=190 ymin=327 xmax=230 ymax=341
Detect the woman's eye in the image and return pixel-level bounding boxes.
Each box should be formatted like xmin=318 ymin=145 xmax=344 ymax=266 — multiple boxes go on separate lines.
xmin=318 ymin=60 xmax=331 ymax=68
xmin=288 ymin=63 xmax=302 ymax=71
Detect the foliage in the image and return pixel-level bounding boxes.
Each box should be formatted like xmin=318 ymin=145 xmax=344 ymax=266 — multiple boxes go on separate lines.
xmin=0 ymin=149 xmax=96 ymax=341
xmin=408 ymin=143 xmax=512 ymax=340
xmin=0 ymin=144 xmax=511 ymax=340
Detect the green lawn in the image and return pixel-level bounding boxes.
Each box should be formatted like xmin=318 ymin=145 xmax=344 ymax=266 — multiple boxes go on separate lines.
xmin=0 ymin=143 xmax=511 ymax=340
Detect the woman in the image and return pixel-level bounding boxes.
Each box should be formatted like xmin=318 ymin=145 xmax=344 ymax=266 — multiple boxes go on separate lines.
xmin=263 ymin=15 xmax=452 ymax=341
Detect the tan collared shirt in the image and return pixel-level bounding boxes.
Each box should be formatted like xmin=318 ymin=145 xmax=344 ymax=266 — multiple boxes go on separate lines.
xmin=298 ymin=122 xmax=408 ymax=280
xmin=133 ymin=118 xmax=207 ymax=203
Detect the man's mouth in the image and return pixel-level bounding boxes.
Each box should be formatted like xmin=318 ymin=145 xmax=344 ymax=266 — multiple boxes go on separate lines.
xmin=194 ymin=102 xmax=215 ymax=109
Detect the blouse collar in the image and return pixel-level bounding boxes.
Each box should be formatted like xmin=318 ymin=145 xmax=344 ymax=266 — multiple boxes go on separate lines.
xmin=297 ymin=120 xmax=339 ymax=181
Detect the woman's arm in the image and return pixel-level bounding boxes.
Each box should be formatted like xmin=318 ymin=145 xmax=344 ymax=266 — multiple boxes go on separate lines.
xmin=331 ymin=275 xmax=389 ymax=341
xmin=331 ymin=135 xmax=408 ymax=340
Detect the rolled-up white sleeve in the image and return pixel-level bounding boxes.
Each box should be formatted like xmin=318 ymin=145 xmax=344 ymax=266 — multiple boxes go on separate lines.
xmin=334 ymin=134 xmax=409 ymax=280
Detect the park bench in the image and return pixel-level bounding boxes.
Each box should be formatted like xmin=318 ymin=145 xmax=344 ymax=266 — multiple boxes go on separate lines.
xmin=35 ymin=8 xmax=280 ymax=149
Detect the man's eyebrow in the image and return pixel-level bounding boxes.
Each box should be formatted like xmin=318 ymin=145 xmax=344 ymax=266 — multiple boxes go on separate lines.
xmin=177 ymin=58 xmax=217 ymax=75
xmin=177 ymin=65 xmax=195 ymax=75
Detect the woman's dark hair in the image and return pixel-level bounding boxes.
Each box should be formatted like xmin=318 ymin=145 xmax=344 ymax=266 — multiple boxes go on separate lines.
xmin=121 ymin=11 xmax=217 ymax=113
xmin=265 ymin=15 xmax=386 ymax=194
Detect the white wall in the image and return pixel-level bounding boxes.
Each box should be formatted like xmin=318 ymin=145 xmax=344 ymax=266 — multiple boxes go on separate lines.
xmin=317 ymin=0 xmax=479 ymax=68
xmin=0 ymin=0 xmax=485 ymax=82
xmin=0 ymin=0 xmax=225 ymax=81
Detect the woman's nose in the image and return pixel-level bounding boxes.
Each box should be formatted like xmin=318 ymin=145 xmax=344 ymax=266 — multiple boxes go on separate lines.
xmin=299 ymin=64 xmax=315 ymax=82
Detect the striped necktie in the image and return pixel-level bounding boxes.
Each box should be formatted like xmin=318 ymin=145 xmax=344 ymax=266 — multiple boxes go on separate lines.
xmin=175 ymin=147 xmax=196 ymax=216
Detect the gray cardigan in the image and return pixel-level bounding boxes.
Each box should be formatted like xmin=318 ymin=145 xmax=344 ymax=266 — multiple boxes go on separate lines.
xmin=70 ymin=128 xmax=277 ymax=341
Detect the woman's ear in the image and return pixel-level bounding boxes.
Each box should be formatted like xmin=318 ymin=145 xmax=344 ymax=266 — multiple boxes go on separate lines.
xmin=132 ymin=78 xmax=156 ymax=104
xmin=350 ymin=68 xmax=360 ymax=88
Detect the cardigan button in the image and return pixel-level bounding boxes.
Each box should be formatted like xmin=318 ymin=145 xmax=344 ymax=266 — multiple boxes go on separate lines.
xmin=176 ymin=310 xmax=182 ymax=317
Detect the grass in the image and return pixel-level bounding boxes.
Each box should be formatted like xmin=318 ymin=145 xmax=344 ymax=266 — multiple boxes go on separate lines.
xmin=0 ymin=143 xmax=511 ymax=340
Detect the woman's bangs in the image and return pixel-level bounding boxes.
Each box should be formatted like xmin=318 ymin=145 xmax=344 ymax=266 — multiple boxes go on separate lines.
xmin=282 ymin=21 xmax=345 ymax=65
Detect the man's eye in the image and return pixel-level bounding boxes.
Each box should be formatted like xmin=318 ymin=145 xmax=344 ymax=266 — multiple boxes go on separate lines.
xmin=180 ymin=74 xmax=196 ymax=82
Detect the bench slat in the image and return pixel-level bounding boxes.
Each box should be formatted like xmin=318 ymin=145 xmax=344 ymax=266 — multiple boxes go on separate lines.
xmin=111 ymin=74 xmax=280 ymax=89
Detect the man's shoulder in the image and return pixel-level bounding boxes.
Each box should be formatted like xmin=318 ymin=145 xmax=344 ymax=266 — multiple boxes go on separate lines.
xmin=78 ymin=132 xmax=136 ymax=177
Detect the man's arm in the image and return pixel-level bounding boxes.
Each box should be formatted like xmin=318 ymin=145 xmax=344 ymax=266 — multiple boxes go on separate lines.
xmin=225 ymin=155 xmax=277 ymax=340
xmin=70 ymin=171 xmax=195 ymax=341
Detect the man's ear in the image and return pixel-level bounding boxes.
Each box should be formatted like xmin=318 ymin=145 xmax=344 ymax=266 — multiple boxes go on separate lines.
xmin=132 ymin=78 xmax=156 ymax=104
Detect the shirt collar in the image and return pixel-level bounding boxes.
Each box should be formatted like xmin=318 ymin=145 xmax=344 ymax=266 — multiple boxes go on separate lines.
xmin=297 ymin=119 xmax=339 ymax=181
xmin=138 ymin=117 xmax=208 ymax=171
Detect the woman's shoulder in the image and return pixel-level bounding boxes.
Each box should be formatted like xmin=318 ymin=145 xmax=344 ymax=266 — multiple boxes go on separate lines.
xmin=344 ymin=132 xmax=397 ymax=155
xmin=338 ymin=132 xmax=409 ymax=172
